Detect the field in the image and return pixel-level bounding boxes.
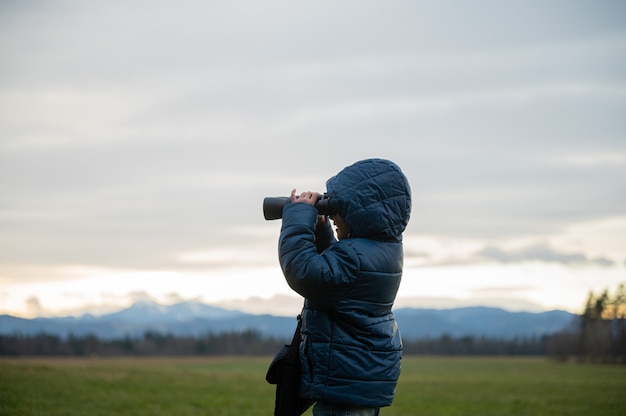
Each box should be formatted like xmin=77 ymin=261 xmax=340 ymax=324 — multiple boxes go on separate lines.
xmin=1 ymin=356 xmax=625 ymax=415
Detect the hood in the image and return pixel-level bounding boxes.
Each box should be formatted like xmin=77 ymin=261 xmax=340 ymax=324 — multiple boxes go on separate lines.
xmin=325 ymin=158 xmax=411 ymax=241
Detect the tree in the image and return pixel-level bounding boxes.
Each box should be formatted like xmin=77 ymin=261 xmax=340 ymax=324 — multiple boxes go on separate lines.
xmin=577 ymin=284 xmax=626 ymax=363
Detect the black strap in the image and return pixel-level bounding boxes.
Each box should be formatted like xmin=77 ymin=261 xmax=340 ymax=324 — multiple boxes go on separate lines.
xmin=270 ymin=314 xmax=314 ymax=416
xmin=286 ymin=315 xmax=302 ymax=362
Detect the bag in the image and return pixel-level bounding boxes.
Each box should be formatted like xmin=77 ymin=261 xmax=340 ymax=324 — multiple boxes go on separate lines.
xmin=266 ymin=315 xmax=314 ymax=416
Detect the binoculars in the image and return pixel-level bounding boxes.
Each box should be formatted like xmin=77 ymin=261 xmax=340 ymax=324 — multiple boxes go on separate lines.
xmin=263 ymin=193 xmax=332 ymax=220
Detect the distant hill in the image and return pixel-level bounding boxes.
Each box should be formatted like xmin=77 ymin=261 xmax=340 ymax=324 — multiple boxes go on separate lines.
xmin=0 ymin=301 xmax=577 ymax=341
xmin=394 ymin=307 xmax=577 ymax=339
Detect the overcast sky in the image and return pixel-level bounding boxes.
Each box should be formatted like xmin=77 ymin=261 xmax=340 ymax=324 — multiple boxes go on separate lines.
xmin=1 ymin=0 xmax=625 ymax=318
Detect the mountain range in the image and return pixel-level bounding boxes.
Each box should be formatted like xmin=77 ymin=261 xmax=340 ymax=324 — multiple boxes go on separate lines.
xmin=0 ymin=301 xmax=577 ymax=341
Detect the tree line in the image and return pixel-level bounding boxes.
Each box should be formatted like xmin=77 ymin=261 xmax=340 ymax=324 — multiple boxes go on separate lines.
xmin=546 ymin=283 xmax=626 ymax=363
xmin=404 ymin=334 xmax=549 ymax=356
xmin=0 ymin=330 xmax=285 ymax=357
xmin=1 ymin=330 xmax=552 ymax=357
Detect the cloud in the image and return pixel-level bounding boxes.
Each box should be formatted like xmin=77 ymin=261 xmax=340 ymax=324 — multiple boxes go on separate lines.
xmin=214 ymin=294 xmax=304 ymax=316
xmin=25 ymin=296 xmax=43 ymax=315
xmin=128 ymin=291 xmax=156 ymax=304
xmin=394 ymin=295 xmax=546 ymax=313
xmin=478 ymin=243 xmax=615 ymax=267
xmin=176 ymin=245 xmax=276 ymax=269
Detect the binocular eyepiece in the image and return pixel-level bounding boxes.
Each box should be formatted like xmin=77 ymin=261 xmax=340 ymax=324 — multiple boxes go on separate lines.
xmin=263 ymin=193 xmax=333 ymax=220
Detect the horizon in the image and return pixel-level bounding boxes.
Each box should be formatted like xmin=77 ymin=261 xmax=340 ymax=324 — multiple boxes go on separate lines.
xmin=3 ymin=294 xmax=581 ymax=320
xmin=4 ymin=261 xmax=620 ymax=319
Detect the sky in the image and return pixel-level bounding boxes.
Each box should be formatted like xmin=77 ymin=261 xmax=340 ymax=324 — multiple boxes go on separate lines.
xmin=1 ymin=0 xmax=625 ymax=318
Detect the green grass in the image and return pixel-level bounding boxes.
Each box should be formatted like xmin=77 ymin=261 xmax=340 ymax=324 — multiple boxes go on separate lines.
xmin=1 ymin=356 xmax=624 ymax=415
xmin=390 ymin=357 xmax=626 ymax=416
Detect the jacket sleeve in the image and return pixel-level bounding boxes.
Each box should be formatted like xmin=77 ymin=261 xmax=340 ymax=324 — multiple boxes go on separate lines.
xmin=314 ymin=216 xmax=336 ymax=253
xmin=279 ymin=203 xmax=359 ymax=308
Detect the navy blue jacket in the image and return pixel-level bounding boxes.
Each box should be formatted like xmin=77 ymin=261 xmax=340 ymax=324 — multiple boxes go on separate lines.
xmin=278 ymin=159 xmax=411 ymax=407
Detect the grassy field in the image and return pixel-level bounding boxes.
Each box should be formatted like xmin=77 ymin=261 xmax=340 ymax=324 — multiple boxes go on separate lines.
xmin=1 ymin=356 xmax=625 ymax=415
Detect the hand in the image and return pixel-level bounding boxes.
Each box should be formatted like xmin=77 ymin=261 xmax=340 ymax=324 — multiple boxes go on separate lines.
xmin=291 ymin=189 xmax=319 ymax=206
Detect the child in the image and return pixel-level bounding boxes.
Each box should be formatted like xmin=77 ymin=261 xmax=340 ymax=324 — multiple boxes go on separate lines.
xmin=278 ymin=158 xmax=412 ymax=416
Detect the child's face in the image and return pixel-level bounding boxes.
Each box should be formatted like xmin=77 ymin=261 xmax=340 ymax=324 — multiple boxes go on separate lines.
xmin=330 ymin=213 xmax=349 ymax=240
